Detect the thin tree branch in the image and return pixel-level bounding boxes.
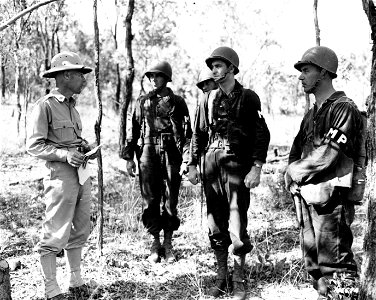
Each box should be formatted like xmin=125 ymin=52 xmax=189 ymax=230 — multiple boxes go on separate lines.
xmin=0 ymin=0 xmax=60 ymax=31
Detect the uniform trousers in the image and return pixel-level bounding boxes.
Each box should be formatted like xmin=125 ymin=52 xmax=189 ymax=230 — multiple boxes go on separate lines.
xmin=36 ymin=161 xmax=91 ymax=256
xmin=300 ymin=191 xmax=357 ymax=280
xmin=138 ymin=143 xmax=182 ymax=236
xmin=203 ymin=148 xmax=252 ymax=255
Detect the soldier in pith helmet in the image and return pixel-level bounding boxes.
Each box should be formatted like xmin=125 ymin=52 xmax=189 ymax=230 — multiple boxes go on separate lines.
xmin=27 ymin=51 xmax=95 ymax=300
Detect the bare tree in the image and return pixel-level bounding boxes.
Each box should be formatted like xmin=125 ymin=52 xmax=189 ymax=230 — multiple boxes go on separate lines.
xmin=359 ymin=2 xmax=376 ymax=299
xmin=119 ymin=0 xmax=135 ymax=158
xmin=313 ymin=0 xmax=320 ymax=46
xmin=112 ymin=0 xmax=122 ymax=112
xmin=93 ymin=0 xmax=104 ymax=257
xmin=303 ymin=0 xmax=321 ymax=113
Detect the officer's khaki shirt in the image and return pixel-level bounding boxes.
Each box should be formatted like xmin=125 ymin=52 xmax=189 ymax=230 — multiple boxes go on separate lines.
xmin=27 ymin=89 xmax=84 ymax=162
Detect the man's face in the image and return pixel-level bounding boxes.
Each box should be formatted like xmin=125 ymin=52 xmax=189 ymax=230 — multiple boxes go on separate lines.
xmin=148 ymin=73 xmax=167 ymax=90
xmin=211 ymin=59 xmax=230 ymax=82
xmin=67 ymin=70 xmax=87 ymax=94
xmin=298 ymin=64 xmax=322 ymax=94
xmin=201 ymin=80 xmax=217 ymax=93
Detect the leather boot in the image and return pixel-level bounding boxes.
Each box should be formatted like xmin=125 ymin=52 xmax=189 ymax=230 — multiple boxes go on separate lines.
xmin=232 ymin=254 xmax=246 ymax=300
xmin=162 ymin=231 xmax=175 ymax=263
xmin=208 ymin=250 xmax=228 ymax=297
xmin=148 ymin=234 xmax=161 ymax=263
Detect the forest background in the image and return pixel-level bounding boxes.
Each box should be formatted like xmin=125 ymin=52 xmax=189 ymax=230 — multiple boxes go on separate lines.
xmin=0 ymin=0 xmax=373 ymax=299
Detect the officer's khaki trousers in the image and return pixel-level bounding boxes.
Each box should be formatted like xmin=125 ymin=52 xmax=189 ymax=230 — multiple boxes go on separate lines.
xmin=36 ymin=161 xmax=91 ymax=256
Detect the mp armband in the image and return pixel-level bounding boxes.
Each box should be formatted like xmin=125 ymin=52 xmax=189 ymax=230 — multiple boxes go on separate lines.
xmin=324 ymin=127 xmax=348 ymax=149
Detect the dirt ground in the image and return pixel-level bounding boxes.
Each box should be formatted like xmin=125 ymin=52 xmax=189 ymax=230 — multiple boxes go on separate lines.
xmin=0 ymin=104 xmax=365 ymax=300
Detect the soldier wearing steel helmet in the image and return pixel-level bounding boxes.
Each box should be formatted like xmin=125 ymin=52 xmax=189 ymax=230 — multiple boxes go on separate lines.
xmin=188 ymin=46 xmax=270 ymax=300
xmin=121 ymin=61 xmax=192 ymax=264
xmin=285 ymin=46 xmax=364 ymax=300
xmin=196 ymin=68 xmax=218 ymax=93
xmin=27 ymin=51 xmax=95 ymax=300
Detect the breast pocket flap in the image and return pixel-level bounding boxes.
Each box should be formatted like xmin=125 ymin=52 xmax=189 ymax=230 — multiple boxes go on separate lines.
xmin=53 ymin=120 xmax=74 ymax=129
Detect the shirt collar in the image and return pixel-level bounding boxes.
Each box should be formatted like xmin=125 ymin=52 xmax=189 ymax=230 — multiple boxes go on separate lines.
xmin=49 ymin=89 xmax=76 ymax=105
xmin=328 ymin=91 xmax=346 ymax=101
xmin=313 ymin=91 xmax=346 ymax=113
xmin=218 ymin=80 xmax=243 ymax=98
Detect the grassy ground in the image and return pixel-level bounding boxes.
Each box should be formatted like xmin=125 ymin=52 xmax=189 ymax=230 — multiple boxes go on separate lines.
xmin=0 ymin=103 xmax=365 ymax=300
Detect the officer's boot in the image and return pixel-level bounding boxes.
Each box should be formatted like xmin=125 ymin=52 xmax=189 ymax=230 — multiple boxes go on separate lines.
xmin=208 ymin=250 xmax=228 ymax=297
xmin=232 ymin=254 xmax=246 ymax=300
xmin=148 ymin=233 xmax=161 ymax=263
xmin=162 ymin=231 xmax=175 ymax=263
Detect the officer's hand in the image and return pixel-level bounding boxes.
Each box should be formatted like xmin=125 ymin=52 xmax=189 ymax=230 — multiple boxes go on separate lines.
xmin=244 ymin=166 xmax=261 ymax=189
xmin=188 ymin=165 xmax=200 ymax=185
xmin=67 ymin=150 xmax=85 ymax=168
xmin=126 ymin=160 xmax=137 ymax=177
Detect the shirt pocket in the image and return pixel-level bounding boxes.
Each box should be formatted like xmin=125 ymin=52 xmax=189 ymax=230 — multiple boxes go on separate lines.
xmin=52 ymin=120 xmax=75 ymax=142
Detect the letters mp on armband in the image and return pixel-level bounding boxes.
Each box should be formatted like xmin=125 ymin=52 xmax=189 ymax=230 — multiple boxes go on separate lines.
xmin=326 ymin=127 xmax=348 ymax=146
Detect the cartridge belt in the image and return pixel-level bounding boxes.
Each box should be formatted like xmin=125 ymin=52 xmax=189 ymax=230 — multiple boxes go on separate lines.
xmin=143 ymin=133 xmax=173 ymax=145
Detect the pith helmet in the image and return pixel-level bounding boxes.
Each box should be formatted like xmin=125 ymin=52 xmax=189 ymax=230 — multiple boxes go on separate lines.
xmin=43 ymin=51 xmax=92 ymax=78
xmin=294 ymin=46 xmax=338 ymax=78
xmin=145 ymin=61 xmax=172 ymax=82
xmin=196 ymin=68 xmax=215 ymax=89
xmin=205 ymin=46 xmax=239 ymax=75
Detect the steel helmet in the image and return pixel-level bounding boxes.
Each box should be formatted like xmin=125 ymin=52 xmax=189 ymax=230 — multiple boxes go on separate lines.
xmin=205 ymin=46 xmax=240 ymax=75
xmin=42 ymin=51 xmax=92 ymax=78
xmin=196 ymin=68 xmax=215 ymax=89
xmin=145 ymin=61 xmax=172 ymax=82
xmin=294 ymin=46 xmax=338 ymax=78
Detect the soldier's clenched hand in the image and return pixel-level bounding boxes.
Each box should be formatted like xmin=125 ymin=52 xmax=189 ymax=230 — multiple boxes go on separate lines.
xmin=67 ymin=150 xmax=85 ymax=168
xmin=244 ymin=166 xmax=261 ymax=188
xmin=126 ymin=160 xmax=137 ymax=177
xmin=188 ymin=165 xmax=200 ymax=185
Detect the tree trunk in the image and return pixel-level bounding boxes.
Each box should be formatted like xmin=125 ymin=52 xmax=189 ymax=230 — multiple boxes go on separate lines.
xmin=93 ymin=0 xmax=104 ymax=257
xmin=119 ymin=0 xmax=135 ymax=157
xmin=359 ymin=1 xmax=376 ymax=299
xmin=0 ymin=54 xmax=4 ymax=104
xmin=113 ymin=0 xmax=121 ymax=112
xmin=304 ymin=0 xmax=321 ymax=114
xmin=13 ymin=52 xmax=21 ymax=136
xmin=0 ymin=259 xmax=12 ymax=300
xmin=313 ymin=0 xmax=321 ymax=46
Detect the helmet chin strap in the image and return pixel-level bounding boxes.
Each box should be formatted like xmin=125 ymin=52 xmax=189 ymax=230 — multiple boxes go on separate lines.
xmin=214 ymin=68 xmax=231 ymax=82
xmin=306 ymin=69 xmax=327 ymax=94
